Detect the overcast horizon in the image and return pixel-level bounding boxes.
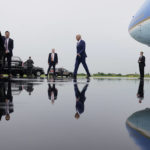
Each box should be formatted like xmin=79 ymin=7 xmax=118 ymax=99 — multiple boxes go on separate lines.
xmin=0 ymin=0 xmax=149 ymax=74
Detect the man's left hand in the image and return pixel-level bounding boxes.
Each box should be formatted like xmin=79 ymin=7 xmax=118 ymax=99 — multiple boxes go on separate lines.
xmin=6 ymin=50 xmax=9 ymax=54
xmin=77 ymin=53 xmax=80 ymax=57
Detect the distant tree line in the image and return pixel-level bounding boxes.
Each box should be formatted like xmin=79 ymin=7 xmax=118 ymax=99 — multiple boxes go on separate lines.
xmin=77 ymin=72 xmax=150 ymax=77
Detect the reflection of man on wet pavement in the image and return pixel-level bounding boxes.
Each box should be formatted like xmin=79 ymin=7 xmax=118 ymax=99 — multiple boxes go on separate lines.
xmin=137 ymin=79 xmax=144 ymax=103
xmin=25 ymin=83 xmax=34 ymax=95
xmin=48 ymin=84 xmax=58 ymax=104
xmin=74 ymin=84 xmax=88 ymax=119
xmin=0 ymin=81 xmax=13 ymax=121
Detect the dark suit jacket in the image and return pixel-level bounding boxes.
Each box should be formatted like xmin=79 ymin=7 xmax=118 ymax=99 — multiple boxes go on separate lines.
xmin=0 ymin=33 xmax=5 ymax=52
xmin=2 ymin=36 xmax=14 ymax=56
xmin=77 ymin=40 xmax=87 ymax=58
xmin=48 ymin=53 xmax=58 ymax=64
xmin=138 ymin=56 xmax=145 ymax=67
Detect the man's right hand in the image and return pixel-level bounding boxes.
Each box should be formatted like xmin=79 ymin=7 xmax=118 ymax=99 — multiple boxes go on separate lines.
xmin=6 ymin=50 xmax=9 ymax=54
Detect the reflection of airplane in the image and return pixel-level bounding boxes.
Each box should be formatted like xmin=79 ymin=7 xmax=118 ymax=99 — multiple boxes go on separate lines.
xmin=126 ymin=125 xmax=150 ymax=150
xmin=126 ymin=108 xmax=150 ymax=150
xmin=74 ymin=84 xmax=89 ymax=119
xmin=137 ymin=79 xmax=144 ymax=103
xmin=129 ymin=0 xmax=150 ymax=46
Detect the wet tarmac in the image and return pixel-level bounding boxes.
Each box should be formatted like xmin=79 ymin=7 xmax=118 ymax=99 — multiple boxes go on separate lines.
xmin=0 ymin=77 xmax=150 ymax=150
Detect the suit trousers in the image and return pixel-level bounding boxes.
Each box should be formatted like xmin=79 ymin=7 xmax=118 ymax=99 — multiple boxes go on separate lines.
xmin=3 ymin=54 xmax=12 ymax=74
xmin=47 ymin=62 xmax=56 ymax=75
xmin=74 ymin=56 xmax=90 ymax=77
xmin=0 ymin=51 xmax=4 ymax=74
xmin=139 ymin=64 xmax=144 ymax=78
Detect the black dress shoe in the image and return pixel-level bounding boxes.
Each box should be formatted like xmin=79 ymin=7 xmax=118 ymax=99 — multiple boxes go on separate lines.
xmin=86 ymin=75 xmax=91 ymax=79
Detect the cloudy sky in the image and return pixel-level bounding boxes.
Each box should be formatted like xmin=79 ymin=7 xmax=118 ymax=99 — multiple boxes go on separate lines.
xmin=0 ymin=0 xmax=149 ymax=74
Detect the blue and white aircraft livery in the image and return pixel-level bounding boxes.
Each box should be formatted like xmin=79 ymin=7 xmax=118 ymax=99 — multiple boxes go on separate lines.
xmin=129 ymin=0 xmax=150 ymax=46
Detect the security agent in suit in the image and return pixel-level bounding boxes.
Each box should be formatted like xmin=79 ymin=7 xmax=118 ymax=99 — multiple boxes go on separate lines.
xmin=25 ymin=56 xmax=34 ymax=77
xmin=73 ymin=34 xmax=91 ymax=79
xmin=48 ymin=84 xmax=58 ymax=104
xmin=74 ymin=83 xmax=89 ymax=119
xmin=137 ymin=79 xmax=144 ymax=103
xmin=0 ymin=32 xmax=5 ymax=76
xmin=47 ymin=49 xmax=58 ymax=76
xmin=2 ymin=31 xmax=14 ymax=76
xmin=138 ymin=51 xmax=145 ymax=79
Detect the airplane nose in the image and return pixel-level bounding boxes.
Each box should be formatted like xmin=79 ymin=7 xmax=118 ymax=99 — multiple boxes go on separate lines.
xmin=129 ymin=0 xmax=150 ymax=46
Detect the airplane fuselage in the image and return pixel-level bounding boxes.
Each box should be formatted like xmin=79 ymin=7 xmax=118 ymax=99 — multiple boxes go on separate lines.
xmin=129 ymin=0 xmax=150 ymax=46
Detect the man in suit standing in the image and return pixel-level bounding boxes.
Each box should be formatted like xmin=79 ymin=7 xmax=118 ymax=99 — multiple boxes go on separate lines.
xmin=73 ymin=34 xmax=91 ymax=80
xmin=2 ymin=31 xmax=14 ymax=77
xmin=26 ymin=56 xmax=34 ymax=77
xmin=0 ymin=32 xmax=5 ymax=77
xmin=47 ymin=49 xmax=58 ymax=77
xmin=138 ymin=51 xmax=145 ymax=79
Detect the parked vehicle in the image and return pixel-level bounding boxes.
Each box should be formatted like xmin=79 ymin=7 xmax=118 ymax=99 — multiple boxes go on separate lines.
xmin=49 ymin=68 xmax=73 ymax=77
xmin=23 ymin=62 xmax=45 ymax=77
xmin=3 ymin=56 xmax=24 ymax=77
xmin=2 ymin=56 xmax=45 ymax=77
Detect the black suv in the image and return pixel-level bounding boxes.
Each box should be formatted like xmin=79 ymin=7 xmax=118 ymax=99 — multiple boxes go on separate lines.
xmin=23 ymin=62 xmax=45 ymax=77
xmin=49 ymin=68 xmax=73 ymax=77
xmin=3 ymin=56 xmax=24 ymax=76
xmin=2 ymin=56 xmax=44 ymax=77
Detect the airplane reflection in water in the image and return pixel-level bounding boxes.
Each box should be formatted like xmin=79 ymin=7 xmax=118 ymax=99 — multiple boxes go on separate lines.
xmin=126 ymin=109 xmax=150 ymax=150
xmin=126 ymin=80 xmax=150 ymax=150
xmin=0 ymin=79 xmax=44 ymax=122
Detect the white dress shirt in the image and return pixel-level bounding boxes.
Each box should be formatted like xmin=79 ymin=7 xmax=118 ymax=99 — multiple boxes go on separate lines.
xmin=77 ymin=39 xmax=81 ymax=46
xmin=51 ymin=53 xmax=55 ymax=61
xmin=5 ymin=38 xmax=9 ymax=52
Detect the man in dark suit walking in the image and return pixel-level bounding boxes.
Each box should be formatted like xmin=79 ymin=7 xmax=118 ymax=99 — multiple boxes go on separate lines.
xmin=0 ymin=32 xmax=5 ymax=77
xmin=138 ymin=51 xmax=145 ymax=79
xmin=2 ymin=31 xmax=14 ymax=77
xmin=47 ymin=49 xmax=58 ymax=77
xmin=73 ymin=34 xmax=91 ymax=80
